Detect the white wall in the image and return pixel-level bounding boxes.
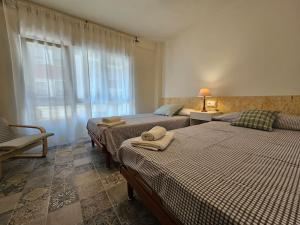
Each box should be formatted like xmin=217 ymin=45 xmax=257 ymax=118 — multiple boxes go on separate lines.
xmin=134 ymin=40 xmax=162 ymax=113
xmin=163 ymin=0 xmax=300 ymax=97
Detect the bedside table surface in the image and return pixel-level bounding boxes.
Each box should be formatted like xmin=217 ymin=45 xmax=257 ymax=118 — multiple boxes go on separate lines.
xmin=190 ymin=111 xmax=222 ymax=122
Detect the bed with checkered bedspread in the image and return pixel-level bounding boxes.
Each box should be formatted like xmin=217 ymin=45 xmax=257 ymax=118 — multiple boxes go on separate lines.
xmin=118 ymin=121 xmax=300 ymax=225
xmin=87 ymin=113 xmax=190 ymax=161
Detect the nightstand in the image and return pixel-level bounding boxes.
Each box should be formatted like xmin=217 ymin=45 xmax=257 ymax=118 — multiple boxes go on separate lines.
xmin=190 ymin=111 xmax=222 ymax=125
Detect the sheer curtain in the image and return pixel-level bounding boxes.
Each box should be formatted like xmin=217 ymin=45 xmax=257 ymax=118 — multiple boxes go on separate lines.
xmin=3 ymin=0 xmax=135 ymax=145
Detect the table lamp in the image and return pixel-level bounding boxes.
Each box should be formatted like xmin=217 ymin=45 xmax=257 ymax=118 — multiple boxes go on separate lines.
xmin=198 ymin=88 xmax=211 ymax=112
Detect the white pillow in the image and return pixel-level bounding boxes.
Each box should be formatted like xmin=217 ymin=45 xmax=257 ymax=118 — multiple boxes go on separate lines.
xmin=178 ymin=108 xmax=198 ymax=116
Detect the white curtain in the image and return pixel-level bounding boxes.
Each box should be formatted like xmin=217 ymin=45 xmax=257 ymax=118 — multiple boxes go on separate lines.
xmin=3 ymin=0 xmax=135 ymax=145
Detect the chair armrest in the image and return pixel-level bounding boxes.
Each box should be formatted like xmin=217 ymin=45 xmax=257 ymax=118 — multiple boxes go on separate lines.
xmin=8 ymin=124 xmax=46 ymax=133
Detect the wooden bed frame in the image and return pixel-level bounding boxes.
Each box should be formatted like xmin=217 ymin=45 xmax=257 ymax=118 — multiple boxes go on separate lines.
xmin=120 ymin=165 xmax=182 ymax=225
xmin=88 ymin=126 xmax=182 ymax=224
xmin=87 ymin=129 xmax=112 ymax=168
xmin=88 ymin=126 xmax=181 ymax=224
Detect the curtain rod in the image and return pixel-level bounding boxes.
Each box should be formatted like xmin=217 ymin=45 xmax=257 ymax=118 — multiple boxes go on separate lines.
xmin=21 ymin=0 xmax=137 ymax=39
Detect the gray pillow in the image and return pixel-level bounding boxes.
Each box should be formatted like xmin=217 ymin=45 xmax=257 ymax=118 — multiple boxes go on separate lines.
xmin=154 ymin=104 xmax=183 ymax=117
xmin=273 ymin=114 xmax=300 ymax=131
xmin=213 ymin=112 xmax=241 ymax=122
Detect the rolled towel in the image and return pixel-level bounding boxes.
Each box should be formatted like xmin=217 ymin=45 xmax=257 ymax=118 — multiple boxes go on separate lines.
xmin=102 ymin=116 xmax=121 ymax=123
xmin=141 ymin=126 xmax=167 ymax=141
xmin=97 ymin=120 xmax=126 ymax=127
xmin=131 ymin=131 xmax=174 ymax=151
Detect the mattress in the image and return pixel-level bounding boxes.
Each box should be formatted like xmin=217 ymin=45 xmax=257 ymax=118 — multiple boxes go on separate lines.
xmin=118 ymin=121 xmax=300 ymax=225
xmin=86 ymin=113 xmax=190 ymax=160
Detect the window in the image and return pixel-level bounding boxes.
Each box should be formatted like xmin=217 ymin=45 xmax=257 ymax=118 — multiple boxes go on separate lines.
xmin=22 ymin=38 xmax=134 ymax=122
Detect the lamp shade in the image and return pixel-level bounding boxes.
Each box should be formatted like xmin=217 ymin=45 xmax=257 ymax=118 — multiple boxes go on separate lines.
xmin=198 ymin=88 xmax=211 ymax=97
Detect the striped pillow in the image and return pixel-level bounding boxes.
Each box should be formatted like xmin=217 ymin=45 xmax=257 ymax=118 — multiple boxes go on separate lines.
xmin=273 ymin=114 xmax=300 ymax=131
xmin=231 ymin=109 xmax=279 ymax=131
xmin=0 ymin=118 xmax=16 ymax=143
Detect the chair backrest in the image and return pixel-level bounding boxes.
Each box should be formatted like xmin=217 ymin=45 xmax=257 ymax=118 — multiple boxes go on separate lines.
xmin=0 ymin=117 xmax=17 ymax=143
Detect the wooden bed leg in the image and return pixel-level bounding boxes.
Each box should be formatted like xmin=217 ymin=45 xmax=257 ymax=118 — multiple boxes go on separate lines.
xmin=91 ymin=139 xmax=95 ymax=147
xmin=106 ymin=151 xmax=111 ymax=168
xmin=0 ymin=161 xmax=2 ymax=179
xmin=127 ymin=182 xmax=134 ymax=200
xmin=102 ymin=145 xmax=111 ymax=169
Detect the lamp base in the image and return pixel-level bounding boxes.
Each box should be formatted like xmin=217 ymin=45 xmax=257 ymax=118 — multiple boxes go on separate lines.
xmin=202 ymin=96 xmax=207 ymax=112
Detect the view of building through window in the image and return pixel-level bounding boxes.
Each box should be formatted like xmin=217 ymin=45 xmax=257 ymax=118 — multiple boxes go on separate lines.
xmin=23 ymin=39 xmax=133 ymax=123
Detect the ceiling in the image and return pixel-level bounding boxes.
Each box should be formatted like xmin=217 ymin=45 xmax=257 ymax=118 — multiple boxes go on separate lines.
xmin=32 ymin=0 xmax=233 ymax=40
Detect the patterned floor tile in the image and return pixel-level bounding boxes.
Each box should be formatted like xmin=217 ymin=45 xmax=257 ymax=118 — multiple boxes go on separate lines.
xmin=56 ymin=149 xmax=73 ymax=158
xmin=91 ymin=160 xmax=107 ymax=171
xmin=76 ymin=179 xmax=104 ymax=200
xmin=97 ymin=165 xmax=119 ymax=178
xmin=72 ymin=147 xmax=87 ymax=155
xmin=73 ymin=171 xmax=100 ymax=187
xmin=0 ymin=193 xmax=22 ymax=214
xmin=0 ymin=211 xmax=12 ymax=225
xmin=101 ymin=172 xmax=125 ymax=190
xmin=2 ymin=159 xmax=35 ymax=176
xmin=49 ymin=182 xmax=79 ymax=212
xmin=0 ymin=140 xmax=159 ymax=225
xmin=23 ymin=164 xmax=54 ymax=191
xmin=106 ymin=182 xmax=128 ymax=207
xmin=83 ymin=208 xmax=121 ymax=225
xmin=0 ymin=173 xmax=29 ymax=196
xmin=54 ymin=162 xmax=74 ymax=174
xmin=33 ymin=157 xmax=54 ymax=170
xmin=55 ymin=156 xmax=73 ymax=166
xmin=8 ymin=188 xmax=49 ymax=225
xmin=53 ymin=165 xmax=74 ymax=183
xmin=31 ymin=165 xmax=54 ymax=179
xmin=74 ymin=158 xmax=91 ymax=167
xmin=115 ymin=199 xmax=160 ymax=225
xmin=21 ymin=188 xmax=49 ymax=202
xmin=74 ymin=164 xmax=95 ymax=176
xmin=46 ymin=202 xmax=83 ymax=225
xmin=72 ymin=141 xmax=88 ymax=149
xmin=74 ymin=152 xmax=89 ymax=160
xmin=80 ymin=191 xmax=112 ymax=222
xmin=23 ymin=174 xmax=52 ymax=193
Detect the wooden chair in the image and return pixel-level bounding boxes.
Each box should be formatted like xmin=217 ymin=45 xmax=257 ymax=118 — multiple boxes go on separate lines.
xmin=0 ymin=117 xmax=54 ymax=177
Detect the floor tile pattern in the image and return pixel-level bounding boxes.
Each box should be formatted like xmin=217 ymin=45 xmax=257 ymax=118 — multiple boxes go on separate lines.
xmin=0 ymin=141 xmax=160 ymax=225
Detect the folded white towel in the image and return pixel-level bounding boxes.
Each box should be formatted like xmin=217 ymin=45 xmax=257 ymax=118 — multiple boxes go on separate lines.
xmin=141 ymin=126 xmax=167 ymax=141
xmin=102 ymin=116 xmax=121 ymax=123
xmin=97 ymin=120 xmax=126 ymax=127
xmin=131 ymin=131 xmax=174 ymax=151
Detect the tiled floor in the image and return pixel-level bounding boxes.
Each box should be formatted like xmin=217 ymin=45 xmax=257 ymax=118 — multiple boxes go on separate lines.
xmin=0 ymin=141 xmax=160 ymax=225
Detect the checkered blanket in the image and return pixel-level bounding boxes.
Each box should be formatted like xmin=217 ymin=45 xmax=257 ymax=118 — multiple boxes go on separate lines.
xmin=87 ymin=114 xmax=190 ymax=160
xmin=118 ymin=122 xmax=300 ymax=225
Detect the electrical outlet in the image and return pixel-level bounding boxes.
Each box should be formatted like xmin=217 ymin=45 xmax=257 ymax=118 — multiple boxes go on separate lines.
xmin=207 ymin=100 xmax=217 ymax=107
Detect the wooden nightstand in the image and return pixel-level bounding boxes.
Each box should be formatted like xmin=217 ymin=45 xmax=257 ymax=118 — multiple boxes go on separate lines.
xmin=190 ymin=111 xmax=222 ymax=125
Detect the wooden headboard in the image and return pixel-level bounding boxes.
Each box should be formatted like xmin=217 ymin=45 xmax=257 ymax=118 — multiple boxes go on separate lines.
xmin=161 ymin=95 xmax=300 ymax=115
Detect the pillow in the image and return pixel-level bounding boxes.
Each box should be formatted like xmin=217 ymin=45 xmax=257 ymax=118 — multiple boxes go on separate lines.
xmin=231 ymin=109 xmax=279 ymax=131
xmin=154 ymin=104 xmax=183 ymax=116
xmin=273 ymin=114 xmax=300 ymax=131
xmin=213 ymin=112 xmax=241 ymax=122
xmin=178 ymin=108 xmax=198 ymax=116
